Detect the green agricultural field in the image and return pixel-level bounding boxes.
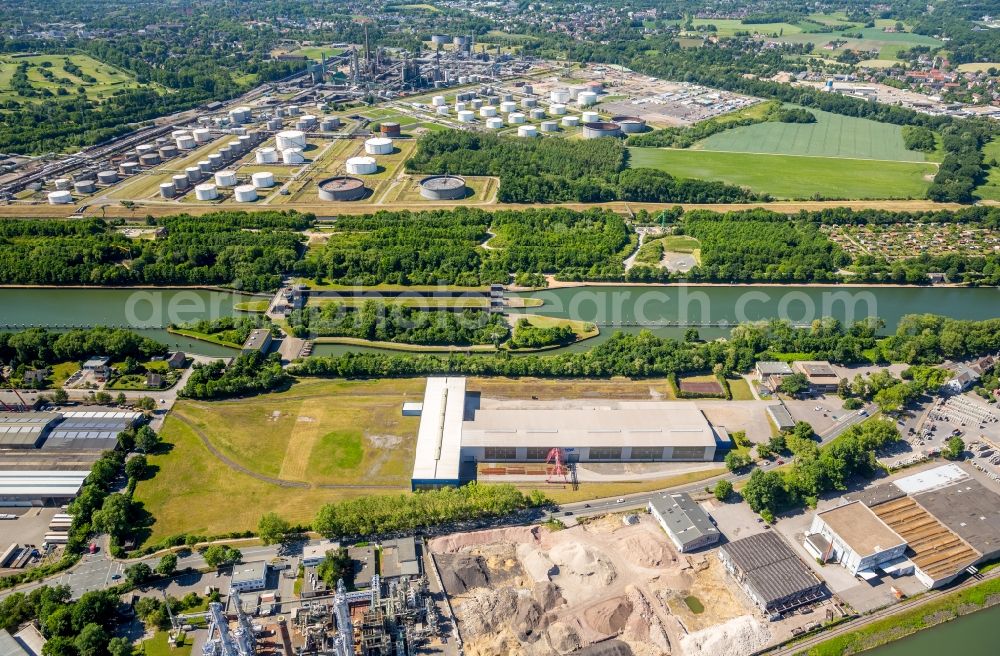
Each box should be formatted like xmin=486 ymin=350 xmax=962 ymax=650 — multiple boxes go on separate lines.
xmin=628 ymin=148 xmax=935 ymax=199
xmin=695 ymin=108 xmax=926 ymax=162
xmin=683 ymin=18 xmax=803 ymax=37
xmin=0 ymin=53 xmax=140 ymax=104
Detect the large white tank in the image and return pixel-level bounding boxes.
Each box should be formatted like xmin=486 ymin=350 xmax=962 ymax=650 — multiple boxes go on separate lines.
xmin=97 ymin=170 xmax=118 ymax=185
xmin=345 ymin=156 xmax=377 ymax=175
xmin=193 ymin=128 xmax=212 ymax=143
xmin=561 ymin=116 xmax=580 ymax=127
xmin=582 ymin=111 xmax=600 ymax=123
xmin=175 ymin=135 xmax=196 ymax=150
xmin=194 ymin=183 xmax=218 ymax=200
xmin=540 ymin=121 xmax=559 ymax=132
xmin=457 ymin=110 xmax=475 ymax=123
xmin=480 ymin=106 xmax=497 ymax=118
xmin=171 ymin=174 xmax=190 ymax=190
xmin=234 ymin=184 xmax=258 ymax=202
xmin=549 ymin=104 xmax=567 ymax=116
xmin=54 ymin=178 xmax=71 ymax=190
xmin=520 ymin=97 xmax=537 ymax=108
xmin=281 ymin=148 xmax=304 ymax=165
xmin=256 ymin=147 xmax=278 ymax=164
xmin=47 ymin=190 xmax=73 ymax=204
xmin=207 ymin=153 xmax=223 ymax=169
xmin=577 ymin=91 xmax=598 ymax=106
xmin=507 ymin=112 xmax=526 ymax=125
xmin=159 ymin=183 xmax=176 ymax=199
xmin=299 ymin=114 xmax=317 ymax=128
xmin=251 ymin=172 xmax=275 ymax=189
xmin=454 ymin=102 xmax=466 ymax=112
xmin=517 ymin=125 xmax=538 ymax=138
xmin=499 ymin=101 xmax=516 ymax=114
xmin=197 ymin=160 xmax=212 ymax=173
xmin=214 ymin=170 xmax=237 ymax=187
xmin=486 ymin=117 xmax=504 ymax=129
xmin=365 ymin=137 xmax=393 ymax=155
xmin=530 ymin=108 xmax=546 ymax=120
xmin=171 ymin=129 xmax=188 ymax=139
xmin=436 ymin=106 xmax=449 ymax=116
xmin=432 ymin=95 xmax=446 ymax=107
xmin=550 ymin=89 xmax=570 ymax=103
xmin=275 ymin=130 xmax=306 ymax=150
xmin=185 ymin=166 xmax=202 ymax=182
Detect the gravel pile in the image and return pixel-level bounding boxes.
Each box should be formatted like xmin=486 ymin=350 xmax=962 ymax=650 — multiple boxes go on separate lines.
xmin=679 ymin=615 xmax=771 ymax=656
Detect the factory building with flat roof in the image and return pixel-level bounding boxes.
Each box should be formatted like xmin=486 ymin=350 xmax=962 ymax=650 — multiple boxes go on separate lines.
xmin=410 ymin=377 xmax=729 ymax=489
xmin=648 ymin=493 xmax=721 ymax=552
xmin=804 ymin=501 xmax=908 ymax=577
xmin=719 ymin=532 xmax=826 ymax=613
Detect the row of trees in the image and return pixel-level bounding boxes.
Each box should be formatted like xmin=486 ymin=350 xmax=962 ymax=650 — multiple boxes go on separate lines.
xmin=0 ymin=327 xmax=167 ymax=369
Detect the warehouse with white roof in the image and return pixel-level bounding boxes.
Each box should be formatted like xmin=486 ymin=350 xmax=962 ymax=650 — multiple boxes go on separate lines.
xmin=410 ymin=377 xmax=729 ymax=489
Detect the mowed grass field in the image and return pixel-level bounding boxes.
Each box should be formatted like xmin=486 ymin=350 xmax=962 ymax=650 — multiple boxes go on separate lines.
xmin=695 ymin=108 xmax=926 ymax=161
xmin=0 ymin=53 xmax=139 ymax=104
xmin=134 ymin=378 xmax=424 ymax=542
xmin=628 ymin=148 xmax=935 ymax=199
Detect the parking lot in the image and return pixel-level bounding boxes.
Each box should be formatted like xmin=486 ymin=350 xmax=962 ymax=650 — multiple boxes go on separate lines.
xmin=0 ymin=507 xmax=63 ymax=574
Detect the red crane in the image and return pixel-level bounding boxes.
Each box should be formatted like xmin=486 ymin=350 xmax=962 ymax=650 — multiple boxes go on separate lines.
xmin=544 ymin=448 xmax=569 ymax=485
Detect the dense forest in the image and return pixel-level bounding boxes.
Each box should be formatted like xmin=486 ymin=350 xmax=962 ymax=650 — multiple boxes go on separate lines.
xmin=0 ymin=212 xmax=310 ymax=290
xmin=0 ymin=326 xmax=167 ymax=368
xmin=287 ymin=300 xmax=510 ymax=346
xmin=406 ymin=130 xmax=761 ymax=204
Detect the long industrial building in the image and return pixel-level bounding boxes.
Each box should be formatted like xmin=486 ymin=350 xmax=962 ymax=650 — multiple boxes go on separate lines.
xmin=411 ymin=377 xmax=730 ymax=489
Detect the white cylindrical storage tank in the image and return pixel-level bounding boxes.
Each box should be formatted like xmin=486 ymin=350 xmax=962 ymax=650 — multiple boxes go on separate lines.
xmin=171 ymin=129 xmax=187 ymax=139
xmin=502 ymin=93 xmax=513 ymax=102
xmin=74 ymin=180 xmax=95 ymax=194
xmin=54 ymin=178 xmax=71 ymax=191
xmin=267 ymin=118 xmax=282 ymax=130
xmin=523 ymin=84 xmax=534 ymax=95
xmin=569 ymin=86 xmax=585 ymax=100
xmin=288 ymin=105 xmax=300 ymax=116
xmin=251 ymin=172 xmax=275 ymax=189
xmin=454 ymin=102 xmax=466 ymax=112
xmin=197 ymin=160 xmax=211 ymax=173
xmin=48 ymin=190 xmax=73 ymax=204
xmin=193 ymin=128 xmax=211 ymax=143
xmin=549 ymin=103 xmax=567 ymax=116
xmin=97 ymin=170 xmax=118 ymax=185
xmin=300 ymin=114 xmax=317 ymax=128
xmin=486 ymin=117 xmax=504 ymax=129
xmin=218 ymin=146 xmax=233 ymax=161
xmin=457 ymin=110 xmax=475 ymax=123
xmin=479 ymin=106 xmax=497 ymax=118
xmin=582 ymin=111 xmax=600 ymax=123
xmin=185 ymin=166 xmax=202 ymax=182
xmin=238 ymin=135 xmax=253 ymax=152
xmin=176 ymin=135 xmax=196 ymax=150
xmin=365 ymin=137 xmax=393 ymax=155
xmin=159 ymin=183 xmax=176 ymax=199
xmin=507 ymin=112 xmax=526 ymax=125
xmin=207 ymin=153 xmax=223 ymax=169
xmin=562 ymin=116 xmax=580 ymax=127
xmin=500 ymin=101 xmax=516 ymax=114
xmin=471 ymin=99 xmax=483 ymax=110
xmin=159 ymin=145 xmax=178 ymax=160
xmin=281 ymin=148 xmax=304 ymax=164
xmin=172 ymin=174 xmax=189 ymax=190
xmin=578 ymin=91 xmax=598 ymax=106
xmin=275 ymin=130 xmax=306 ymax=150
xmin=436 ymin=105 xmax=449 ymax=116
xmin=521 ymin=97 xmax=537 ymax=108
xmin=432 ymin=95 xmax=446 ymax=107
xmin=195 ymin=183 xmax=218 ymax=200
xmin=120 ymin=161 xmax=139 ymax=175
xmin=530 ymin=108 xmax=546 ymax=120
xmin=540 ymin=120 xmax=558 ymax=132
xmin=551 ymin=89 xmax=570 ymax=104
xmin=345 ymin=156 xmax=377 ymax=175
xmin=227 ymin=139 xmax=242 ymax=154
xmin=233 ymin=184 xmax=258 ymax=202
xmin=139 ymin=153 xmax=161 ymax=167
xmin=214 ymin=170 xmax=237 ymax=187
xmin=256 ymin=147 xmax=278 ymax=164
xmin=517 ymin=125 xmax=538 ymax=138
xmin=136 ymin=144 xmax=154 ymax=155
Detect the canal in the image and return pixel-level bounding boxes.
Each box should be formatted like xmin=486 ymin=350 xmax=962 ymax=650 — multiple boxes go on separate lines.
xmin=861 ymin=603 xmax=1000 ymax=656
xmin=2 ymin=285 xmax=999 ymax=357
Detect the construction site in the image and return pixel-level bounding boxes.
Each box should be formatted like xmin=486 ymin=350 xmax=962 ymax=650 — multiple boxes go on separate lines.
xmin=426 ymin=513 xmax=821 ymax=656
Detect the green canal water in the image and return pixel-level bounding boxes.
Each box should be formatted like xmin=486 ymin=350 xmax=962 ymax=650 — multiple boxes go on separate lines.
xmin=861 ymin=603 xmax=1000 ymax=656
xmin=2 ymin=285 xmax=999 ymax=357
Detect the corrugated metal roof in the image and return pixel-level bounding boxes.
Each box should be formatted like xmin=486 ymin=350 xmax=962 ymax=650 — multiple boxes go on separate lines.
xmin=721 ymin=532 xmax=821 ymax=606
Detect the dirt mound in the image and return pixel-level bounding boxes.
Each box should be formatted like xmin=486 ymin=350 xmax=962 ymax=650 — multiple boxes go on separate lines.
xmin=619 ymin=531 xmax=674 ymax=568
xmin=571 ymin=640 xmax=634 ymax=656
xmin=458 ymin=586 xmax=520 ymax=638
xmin=583 ymin=596 xmax=633 ymax=636
xmin=679 ymin=615 xmax=771 ymax=656
xmin=549 ymin=542 xmax=616 ymax=586
xmin=534 ymin=581 xmax=566 ymax=612
xmin=437 ymin=553 xmax=490 ymax=594
xmin=546 ymin=622 xmax=581 ymax=654
xmin=429 ymin=525 xmax=541 ymax=553
xmin=517 ymin=543 xmax=558 ymax=582
xmin=512 ymin=596 xmax=547 ymax=642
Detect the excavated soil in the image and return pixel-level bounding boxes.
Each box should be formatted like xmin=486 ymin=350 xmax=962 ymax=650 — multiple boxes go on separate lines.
xmin=584 ymin=596 xmax=634 ymax=636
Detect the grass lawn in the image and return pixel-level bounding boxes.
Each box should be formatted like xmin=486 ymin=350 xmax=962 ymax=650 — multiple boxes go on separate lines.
xmin=309 ymin=296 xmax=490 ymax=310
xmin=141 ymin=631 xmax=192 ymax=656
xmin=728 ymin=377 xmax=755 ymax=400
xmin=311 ymin=336 xmax=497 ymax=352
xmin=957 ymin=62 xmax=1000 ymax=72
xmin=627 ymin=147 xmax=935 ymax=200
xmin=975 ymin=138 xmax=1000 ymax=201
xmin=49 ymin=361 xmax=80 ymax=388
xmin=511 ymin=314 xmax=598 ymax=340
xmin=234 ymin=300 xmax=270 ymax=313
xmin=695 ymin=108 xmax=926 ymax=161
xmin=167 ymin=328 xmax=242 ymax=350
xmin=134 ymin=378 xmax=423 ymax=542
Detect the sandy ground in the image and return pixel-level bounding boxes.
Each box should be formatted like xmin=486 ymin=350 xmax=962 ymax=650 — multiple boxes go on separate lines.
xmin=428 ymin=514 xmax=758 ymax=656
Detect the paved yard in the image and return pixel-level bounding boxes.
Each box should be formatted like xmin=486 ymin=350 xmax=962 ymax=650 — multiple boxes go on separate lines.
xmin=698 ymin=400 xmax=773 ymax=443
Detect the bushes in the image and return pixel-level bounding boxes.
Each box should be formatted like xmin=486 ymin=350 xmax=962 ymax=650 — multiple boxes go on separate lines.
xmin=180 ymin=351 xmax=291 ymax=399
xmin=903 ymin=126 xmax=937 ymax=152
xmin=508 ymin=318 xmax=575 ymax=349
